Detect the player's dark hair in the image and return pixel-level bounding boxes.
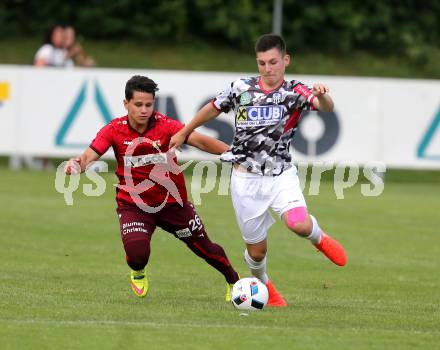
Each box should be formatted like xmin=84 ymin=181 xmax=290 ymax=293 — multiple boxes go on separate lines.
xmin=125 ymin=75 xmax=159 ymax=100
xmin=255 ymin=34 xmax=286 ymax=55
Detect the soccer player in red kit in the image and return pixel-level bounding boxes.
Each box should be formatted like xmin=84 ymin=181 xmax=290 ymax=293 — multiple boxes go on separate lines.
xmin=64 ymin=75 xmax=239 ymax=300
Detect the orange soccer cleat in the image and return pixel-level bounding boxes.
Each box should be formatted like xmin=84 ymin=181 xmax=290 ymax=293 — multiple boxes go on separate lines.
xmin=315 ymin=233 xmax=347 ymax=266
xmin=266 ymin=280 xmax=288 ymax=307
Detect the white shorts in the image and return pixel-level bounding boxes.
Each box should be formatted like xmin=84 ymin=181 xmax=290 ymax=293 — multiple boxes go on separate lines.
xmin=230 ymin=166 xmax=307 ymax=244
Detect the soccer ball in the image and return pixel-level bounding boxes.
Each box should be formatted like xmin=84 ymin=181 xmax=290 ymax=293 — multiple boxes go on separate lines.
xmin=231 ymin=277 xmax=269 ymax=311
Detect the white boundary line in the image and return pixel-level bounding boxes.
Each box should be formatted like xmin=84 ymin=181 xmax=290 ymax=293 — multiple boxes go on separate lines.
xmin=0 ymin=319 xmax=438 ymax=334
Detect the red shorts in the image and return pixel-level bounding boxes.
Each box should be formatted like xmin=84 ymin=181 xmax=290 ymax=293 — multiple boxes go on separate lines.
xmin=116 ymin=201 xmax=207 ymax=246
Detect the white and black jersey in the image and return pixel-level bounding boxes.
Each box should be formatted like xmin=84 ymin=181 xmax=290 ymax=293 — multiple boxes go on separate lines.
xmin=212 ymin=76 xmax=315 ymax=176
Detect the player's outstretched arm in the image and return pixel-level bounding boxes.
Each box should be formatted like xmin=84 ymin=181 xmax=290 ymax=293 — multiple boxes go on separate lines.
xmin=311 ymin=83 xmax=334 ymax=112
xmin=169 ymin=102 xmax=221 ymax=150
xmin=186 ymin=131 xmax=229 ymax=155
xmin=64 ymin=147 xmax=100 ymax=175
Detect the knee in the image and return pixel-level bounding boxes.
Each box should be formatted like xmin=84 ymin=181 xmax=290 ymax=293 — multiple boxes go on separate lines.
xmin=290 ymin=221 xmax=312 ymax=236
xmin=246 ymin=247 xmax=267 ymax=262
xmin=285 ymin=207 xmax=312 ymax=237
xmin=250 ymin=251 xmax=266 ymax=262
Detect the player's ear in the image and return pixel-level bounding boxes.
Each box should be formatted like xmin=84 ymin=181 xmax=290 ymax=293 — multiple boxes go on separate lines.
xmin=123 ymin=99 xmax=128 ymax=109
xmin=284 ymin=54 xmax=291 ymax=66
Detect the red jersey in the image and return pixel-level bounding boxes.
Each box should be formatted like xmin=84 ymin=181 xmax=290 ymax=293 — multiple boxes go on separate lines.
xmin=90 ymin=112 xmax=187 ymax=208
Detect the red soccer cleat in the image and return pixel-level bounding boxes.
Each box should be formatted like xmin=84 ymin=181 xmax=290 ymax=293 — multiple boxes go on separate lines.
xmin=266 ymin=280 xmax=288 ymax=307
xmin=315 ymin=233 xmax=347 ymax=266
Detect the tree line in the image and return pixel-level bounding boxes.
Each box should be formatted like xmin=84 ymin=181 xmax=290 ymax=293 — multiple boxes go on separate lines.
xmin=1 ymin=0 xmax=438 ymax=63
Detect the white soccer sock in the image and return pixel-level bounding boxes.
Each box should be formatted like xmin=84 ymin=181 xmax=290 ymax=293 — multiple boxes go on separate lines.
xmin=244 ymin=249 xmax=269 ymax=284
xmin=307 ymin=215 xmax=322 ymax=245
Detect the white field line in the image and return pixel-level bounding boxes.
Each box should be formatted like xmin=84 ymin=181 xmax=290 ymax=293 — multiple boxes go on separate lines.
xmin=0 ymin=319 xmax=438 ymax=335
xmin=0 ymin=319 xmax=280 ymax=330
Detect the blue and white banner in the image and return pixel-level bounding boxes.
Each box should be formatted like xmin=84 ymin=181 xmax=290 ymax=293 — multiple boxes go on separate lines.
xmin=0 ymin=64 xmax=439 ymax=169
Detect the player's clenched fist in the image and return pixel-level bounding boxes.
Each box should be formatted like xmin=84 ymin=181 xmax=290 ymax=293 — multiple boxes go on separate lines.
xmin=169 ymin=131 xmax=186 ymax=152
xmin=312 ymin=83 xmax=329 ymax=97
xmin=64 ymin=157 xmax=81 ymax=175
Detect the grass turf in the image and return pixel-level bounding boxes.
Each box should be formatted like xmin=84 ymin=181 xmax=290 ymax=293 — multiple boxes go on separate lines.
xmin=0 ymin=168 xmax=439 ymax=349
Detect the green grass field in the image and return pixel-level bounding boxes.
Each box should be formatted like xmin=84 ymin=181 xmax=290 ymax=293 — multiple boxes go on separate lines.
xmin=0 ymin=167 xmax=439 ymax=349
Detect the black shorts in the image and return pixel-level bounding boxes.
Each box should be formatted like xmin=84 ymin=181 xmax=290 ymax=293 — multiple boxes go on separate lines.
xmin=116 ymin=201 xmax=207 ymax=245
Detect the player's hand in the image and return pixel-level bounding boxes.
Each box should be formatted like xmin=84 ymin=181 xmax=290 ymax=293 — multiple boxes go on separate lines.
xmin=169 ymin=131 xmax=187 ymax=153
xmin=64 ymin=157 xmax=81 ymax=175
xmin=312 ymin=83 xmax=329 ymax=97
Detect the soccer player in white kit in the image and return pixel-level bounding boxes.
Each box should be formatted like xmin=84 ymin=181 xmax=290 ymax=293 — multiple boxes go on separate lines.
xmin=170 ymin=34 xmax=346 ymax=307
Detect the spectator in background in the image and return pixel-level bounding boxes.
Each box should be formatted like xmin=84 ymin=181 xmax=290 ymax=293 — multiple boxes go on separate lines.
xmin=63 ymin=26 xmax=96 ymax=67
xmin=33 ymin=24 xmax=73 ymax=67
xmin=20 ymin=24 xmax=84 ymax=170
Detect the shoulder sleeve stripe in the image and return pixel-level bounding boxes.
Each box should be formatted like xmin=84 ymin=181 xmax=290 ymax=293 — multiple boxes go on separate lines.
xmin=210 ymin=99 xmax=221 ymax=111
xmin=89 ymin=144 xmax=104 ymax=156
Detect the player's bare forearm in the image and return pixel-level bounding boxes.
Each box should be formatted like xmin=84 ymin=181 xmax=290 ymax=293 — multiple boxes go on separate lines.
xmin=169 ymin=102 xmax=221 ymax=150
xmin=185 ymin=102 xmax=221 ymax=134
xmin=315 ymin=94 xmax=334 ymax=112
xmin=64 ymin=147 xmax=100 ymax=174
xmin=186 ymin=131 xmax=229 ymax=155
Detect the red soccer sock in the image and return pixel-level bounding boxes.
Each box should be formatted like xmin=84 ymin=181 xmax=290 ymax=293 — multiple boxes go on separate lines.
xmin=124 ymin=239 xmax=150 ymax=271
xmin=187 ymin=239 xmax=239 ymax=284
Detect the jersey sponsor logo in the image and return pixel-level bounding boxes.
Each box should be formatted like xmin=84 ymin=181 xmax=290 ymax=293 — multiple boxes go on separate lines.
xmin=236 ymin=105 xmax=283 ymax=127
xmin=121 ymin=221 xmax=148 ymax=235
xmin=293 ymin=84 xmax=312 ymax=98
xmin=120 ymin=136 xmax=191 ymax=214
xmin=123 ymin=153 xmax=167 ymax=167
xmin=240 ymin=92 xmax=252 ymax=105
xmin=176 ymin=228 xmax=192 ymax=238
